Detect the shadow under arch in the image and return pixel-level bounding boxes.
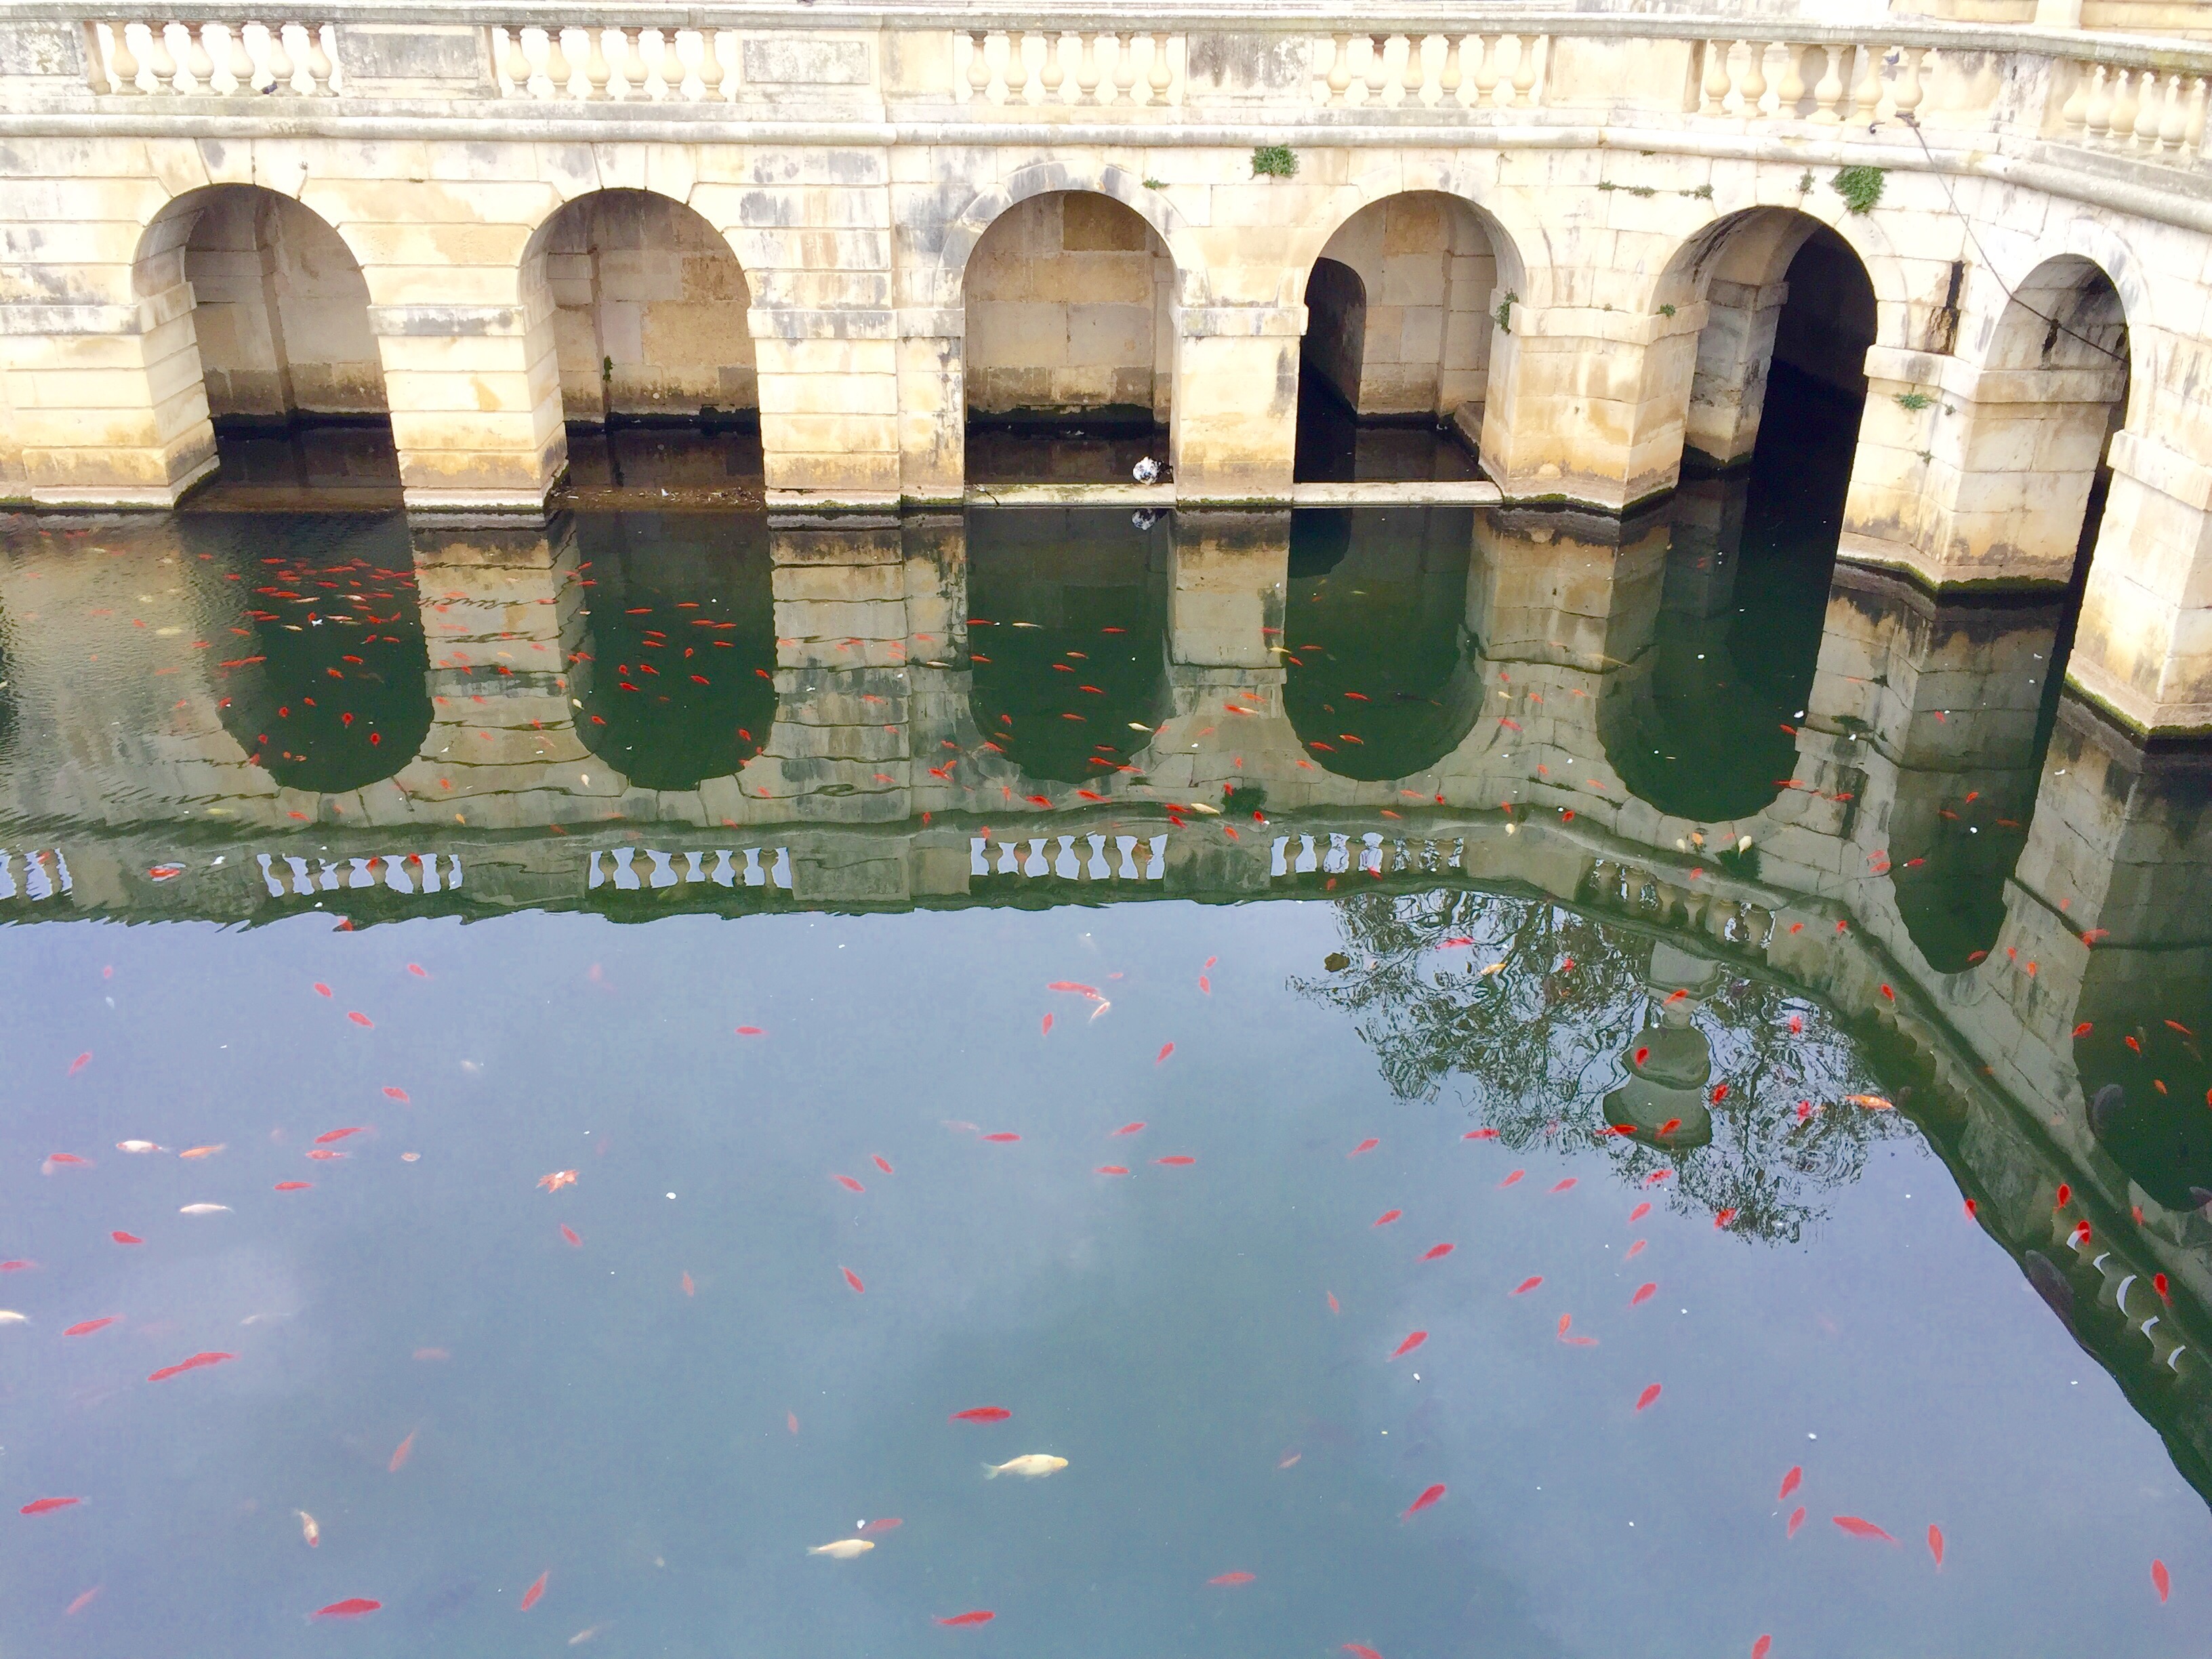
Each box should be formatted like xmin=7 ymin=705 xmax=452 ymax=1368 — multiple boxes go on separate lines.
xmin=185 ymin=512 xmax=432 ymax=793
xmin=1282 ymin=507 xmax=1483 ymax=781
xmin=964 ymin=508 xmax=1170 ymax=785
xmin=569 ymin=512 xmax=775 ymax=791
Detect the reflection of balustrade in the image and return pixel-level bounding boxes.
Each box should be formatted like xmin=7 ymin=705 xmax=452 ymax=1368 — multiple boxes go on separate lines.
xmin=1271 ymin=832 xmax=1463 ymax=880
xmin=86 ymin=20 xmax=338 ymax=94
xmin=586 ymin=846 xmax=791 ymax=891
xmin=257 ymin=852 xmax=462 ymax=896
xmin=972 ymin=834 xmax=1166 ymax=882
xmin=0 ymin=848 xmax=72 ymax=901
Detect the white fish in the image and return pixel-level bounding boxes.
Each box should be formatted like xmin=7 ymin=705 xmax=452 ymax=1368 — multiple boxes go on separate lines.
xmin=1183 ymin=801 xmax=1221 ymax=815
xmin=116 ymin=1140 xmax=164 ymax=1154
xmin=985 ymin=1454 xmax=1069 ymax=1480
xmin=178 ymin=1203 xmax=232 ymax=1216
xmin=296 ymin=1509 xmax=319 ymax=1547
xmin=807 ymin=1539 xmax=874 ymax=1559
xmin=0 ymin=1310 xmax=28 ymax=1325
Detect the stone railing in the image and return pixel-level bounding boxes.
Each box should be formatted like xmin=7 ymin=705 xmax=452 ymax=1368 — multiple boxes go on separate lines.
xmin=82 ymin=18 xmax=340 ymax=94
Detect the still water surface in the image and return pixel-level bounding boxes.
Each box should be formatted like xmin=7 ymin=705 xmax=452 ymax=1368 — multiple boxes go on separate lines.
xmin=1 ymin=405 xmax=2208 ymax=1657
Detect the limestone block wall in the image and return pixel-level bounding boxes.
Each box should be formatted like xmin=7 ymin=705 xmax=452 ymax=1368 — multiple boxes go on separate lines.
xmin=539 ymin=190 xmax=757 ymax=424
xmin=1303 ymin=192 xmax=1494 ymax=422
xmin=963 ymin=191 xmax=1172 ymax=423
xmin=182 ymin=190 xmax=386 ymax=421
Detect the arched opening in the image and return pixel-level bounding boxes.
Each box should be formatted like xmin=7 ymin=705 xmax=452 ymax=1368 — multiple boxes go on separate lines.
xmin=570 ymin=512 xmax=775 ymax=791
xmin=965 ymin=509 xmax=1168 ymax=782
xmin=137 ymin=185 xmax=397 ymax=499
xmin=1295 ymin=192 xmax=1499 ymax=483
xmin=528 ymin=190 xmax=764 ymax=486
xmin=1283 ymin=508 xmax=1483 ymax=779
xmin=962 ymin=191 xmax=1175 ymax=486
xmin=191 ymin=513 xmax=432 ymax=793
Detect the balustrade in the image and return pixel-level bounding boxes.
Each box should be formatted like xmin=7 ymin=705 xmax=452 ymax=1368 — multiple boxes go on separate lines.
xmin=87 ymin=18 xmax=336 ymax=94
xmin=1313 ymin=33 xmax=1547 ymax=110
xmin=2055 ymin=56 xmax=2212 ymax=161
xmin=487 ymin=24 xmax=735 ymax=100
xmin=952 ymin=30 xmax=1181 ymax=108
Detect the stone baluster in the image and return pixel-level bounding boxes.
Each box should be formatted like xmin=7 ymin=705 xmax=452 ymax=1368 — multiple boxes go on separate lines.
xmin=144 ymin=24 xmax=181 ymax=92
xmin=1776 ymin=43 xmax=1811 ymax=119
xmin=2108 ymin=65 xmax=2139 ymax=147
xmin=1364 ymin=35 xmax=1389 ymax=104
xmin=617 ymin=28 xmax=648 ymax=99
xmin=1740 ymin=39 xmax=1770 ymax=117
xmin=542 ymin=28 xmax=573 ymax=99
xmin=2082 ymin=62 xmax=2114 ymax=142
xmin=1074 ymin=33 xmax=1101 ymax=104
xmin=1811 ymin=44 xmax=1846 ymax=123
xmin=1892 ymin=45 xmax=1927 ymax=123
xmin=1510 ymin=33 xmax=1540 ymax=105
xmin=696 ymin=28 xmax=724 ymax=100
xmin=1471 ymin=35 xmax=1500 ymax=108
xmin=264 ymin=22 xmax=294 ymax=91
xmin=302 ymin=22 xmax=331 ymax=92
xmin=1702 ymin=40 xmax=1733 ymax=116
xmin=182 ymin=22 xmax=215 ymax=91
xmin=1438 ymin=35 xmax=1463 ymax=108
xmin=498 ymin=26 xmax=529 ymax=94
xmin=1401 ymin=34 xmax=1427 ymax=106
xmin=583 ymin=28 xmax=612 ymax=99
xmin=1041 ymin=32 xmax=1068 ymax=104
xmin=2139 ymin=70 xmax=2174 ymax=148
xmin=108 ymin=22 xmax=142 ymax=91
xmin=220 ymin=22 xmax=253 ymax=91
xmin=966 ymin=31 xmax=991 ymax=102
xmin=1325 ymin=35 xmax=1355 ymax=105
xmin=2057 ymin=59 xmax=2093 ymax=138
xmin=1001 ymin=30 xmax=1028 ymax=104
xmin=1112 ymin=33 xmax=1138 ymax=104
xmin=2186 ymin=75 xmax=2209 ymax=157
xmin=1850 ymin=41 xmax=1883 ymax=123
xmin=1147 ymin=32 xmax=1174 ymax=104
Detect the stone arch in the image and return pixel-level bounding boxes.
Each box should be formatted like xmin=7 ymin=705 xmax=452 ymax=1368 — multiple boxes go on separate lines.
xmin=937 ymin=163 xmax=1204 ymax=306
xmin=518 ymin=186 xmax=760 ymax=434
xmin=1299 ymin=166 xmax=1535 ymax=307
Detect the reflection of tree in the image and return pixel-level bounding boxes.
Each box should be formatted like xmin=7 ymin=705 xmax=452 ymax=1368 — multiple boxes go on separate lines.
xmin=1292 ymin=890 xmax=1912 ymax=1244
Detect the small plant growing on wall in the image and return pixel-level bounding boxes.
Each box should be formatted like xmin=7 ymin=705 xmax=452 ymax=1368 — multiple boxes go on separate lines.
xmin=1250 ymin=145 xmax=1298 ymax=179
xmin=1797 ymin=170 xmax=1816 ymax=194
xmin=1895 ymin=390 xmax=1935 ymax=412
xmin=1142 ymin=177 xmax=1166 ymax=190
xmin=1494 ymin=291 xmax=1518 ymax=333
xmin=1831 ymin=165 xmax=1886 ymax=214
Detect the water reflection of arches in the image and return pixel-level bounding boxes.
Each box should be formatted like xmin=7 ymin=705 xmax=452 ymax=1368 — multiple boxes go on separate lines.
xmin=188 ymin=513 xmax=431 ymax=793
xmin=1282 ymin=508 xmax=1483 ymax=781
xmin=570 ymin=513 xmax=775 ymax=791
xmin=964 ymin=509 xmax=1169 ymax=784
xmin=1295 ymin=191 xmax=1511 ymax=483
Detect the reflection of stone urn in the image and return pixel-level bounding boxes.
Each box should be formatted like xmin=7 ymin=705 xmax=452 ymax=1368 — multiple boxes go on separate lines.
xmin=1605 ymin=943 xmax=1721 ymax=1151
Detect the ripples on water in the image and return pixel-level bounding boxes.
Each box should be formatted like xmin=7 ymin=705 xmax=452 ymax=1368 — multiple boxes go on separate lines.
xmin=1 ymin=396 xmax=2209 ymax=1656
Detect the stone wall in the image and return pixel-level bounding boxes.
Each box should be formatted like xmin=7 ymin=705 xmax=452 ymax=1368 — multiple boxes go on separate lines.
xmin=539 ymin=190 xmax=757 ymax=424
xmin=182 ymin=190 xmax=385 ymax=420
xmin=963 ymin=191 xmax=1172 ymax=423
xmin=1303 ymin=192 xmax=1494 ymax=422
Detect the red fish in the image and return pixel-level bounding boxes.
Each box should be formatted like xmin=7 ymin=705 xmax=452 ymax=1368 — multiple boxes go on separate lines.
xmin=982 ymin=1132 xmax=1021 ymax=1143
xmin=0 ymin=1261 xmax=33 ymax=1271
xmin=1199 ymin=977 xmax=1212 ymax=994
xmin=1751 ymin=1638 xmax=1771 ymax=1659
xmin=1630 ymin=1284 xmax=1656 ymax=1307
xmin=1715 ymin=1208 xmax=1739 ymax=1229
xmin=2153 ymin=1559 xmax=2170 ymax=1602
xmin=1463 ymin=1128 xmax=1498 ymax=1141
xmin=1549 ymin=1178 xmax=1576 ymax=1193
xmin=787 ymin=1412 xmax=800 ymax=1435
xmin=1659 ymin=1119 xmax=1682 ymax=1136
xmin=1155 ymin=1155 xmax=1195 ymax=1166
xmin=2074 ymin=1021 xmax=2093 ymax=1038
xmin=539 ymin=1170 xmax=577 ymax=1193
xmin=346 ymin=1012 xmax=373 ymax=1028
xmin=559 ymin=1225 xmax=581 ymax=1247
xmin=1500 ymin=1170 xmax=1523 ymax=1188
xmin=951 ymin=1407 xmax=1010 ymax=1423
xmin=275 ymin=1181 xmax=312 ymax=1191
xmin=407 ymin=964 xmax=428 ymax=978
xmin=1786 ymin=1507 xmax=1805 ymax=1538
xmin=735 ymin=1026 xmax=765 ymax=1037
xmin=1111 ymin=1122 xmax=1146 ymax=1136
xmin=45 ymin=1152 xmax=88 ymax=1166
xmin=313 ymin=1599 xmax=382 ymax=1619
xmin=520 ymin=1571 xmax=548 ymax=1611
xmin=1778 ymin=1465 xmax=1801 ymax=1500
xmin=1208 ymin=1571 xmax=1255 ymax=1586
xmin=1156 ymin=1043 xmax=1175 ymax=1065
xmin=842 ymin=1267 xmax=865 ymax=1294
xmin=64 ymin=1317 xmax=117 ymax=1337
xmin=66 ymin=1587 xmax=101 ymax=1614
xmin=1421 ymin=1243 xmax=1454 ymax=1262
xmin=2056 ymin=1183 xmax=2071 ymax=1207
xmin=316 ymin=1127 xmax=365 ymax=1145
xmin=1343 ymin=1643 xmax=1384 ymax=1658
xmin=1047 ymin=981 xmax=1100 ymax=997
xmin=1832 ymin=1515 xmax=1897 ymax=1544
xmin=390 ymin=1430 xmax=417 ymax=1471
xmin=681 ymin=1271 xmax=695 ymax=1297
xmin=860 ymin=1517 xmax=902 ymax=1534
xmin=20 ymin=1496 xmax=81 ymax=1515
xmin=873 ymin=1156 xmax=893 ymax=1174
xmin=1373 ymin=1210 xmax=1401 ymax=1227
xmin=382 ymin=1087 xmax=409 ymax=1103
xmin=1327 ymin=1292 xmax=1339 ymax=1315
xmin=1928 ymin=1524 xmax=1944 ymax=1569
xmin=833 ymin=1175 xmax=866 ymax=1193
xmin=1510 ymin=1277 xmax=1542 ymax=1296
xmin=1041 ymin=1013 xmax=1053 ymax=1035
xmin=68 ymin=1052 xmax=91 ymax=1077
xmin=306 ymin=1149 xmax=345 ymax=1162
xmin=1643 ymin=1170 xmax=1673 ymax=1187
xmin=110 ymin=1232 xmax=142 ymax=1246
xmin=1629 ymin=1202 xmax=1651 ymax=1223
xmin=1389 ymin=1330 xmax=1427 ymax=1359
xmin=1096 ymin=1166 xmax=1130 ymax=1176
xmin=1349 ymin=1139 xmax=1379 ymax=1158
xmin=1626 ymin=1239 xmax=1648 ymax=1259
xmin=314 ymin=983 xmax=332 ymax=998
xmin=935 ymin=1610 xmax=994 ymax=1627
xmin=148 ymin=1351 xmax=234 ymax=1382
xmin=1401 ymin=1483 xmax=1446 ymax=1518
xmin=1635 ymin=1383 xmax=1662 ymax=1412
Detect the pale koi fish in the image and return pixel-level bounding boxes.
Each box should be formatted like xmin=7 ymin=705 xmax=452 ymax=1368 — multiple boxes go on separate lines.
xmin=985 ymin=1455 xmax=1068 ymax=1480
